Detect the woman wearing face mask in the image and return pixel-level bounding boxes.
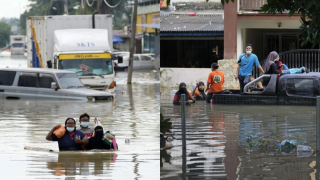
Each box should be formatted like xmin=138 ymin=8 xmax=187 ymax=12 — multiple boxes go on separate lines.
xmin=87 ymin=126 xmax=116 ymax=150
xmin=46 ymin=118 xmax=88 ymax=151
xmin=78 ymin=113 xmax=94 ymax=138
xmin=173 ymin=82 xmax=195 ymax=105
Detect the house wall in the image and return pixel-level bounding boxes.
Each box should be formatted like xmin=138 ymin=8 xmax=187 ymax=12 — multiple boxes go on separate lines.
xmin=237 ymin=19 xmax=301 ymax=59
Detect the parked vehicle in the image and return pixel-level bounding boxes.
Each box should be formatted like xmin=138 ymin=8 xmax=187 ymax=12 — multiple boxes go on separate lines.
xmin=10 ymin=36 xmax=26 ymax=55
xmin=212 ymin=73 xmax=320 ymax=106
xmin=26 ymin=15 xmax=121 ymax=92
xmin=0 ymin=68 xmax=113 ymax=101
xmin=115 ymin=53 xmax=155 ymax=70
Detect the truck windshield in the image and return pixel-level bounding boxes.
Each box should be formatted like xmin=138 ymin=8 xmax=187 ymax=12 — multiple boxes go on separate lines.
xmin=12 ymin=43 xmax=24 ymax=48
xmin=56 ymin=73 xmax=84 ymax=89
xmin=58 ymin=59 xmax=113 ymax=76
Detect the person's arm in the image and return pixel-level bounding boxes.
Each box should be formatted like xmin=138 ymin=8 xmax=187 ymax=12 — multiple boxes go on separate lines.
xmin=270 ymin=63 xmax=282 ymax=75
xmin=257 ymin=81 xmax=263 ymax=89
xmin=206 ymin=83 xmax=211 ymax=92
xmin=188 ymin=92 xmax=195 ymax=103
xmin=235 ymin=64 xmax=240 ymax=80
xmin=74 ymin=133 xmax=89 ymax=146
xmin=257 ymin=65 xmax=265 ymax=74
xmin=173 ymin=94 xmax=180 ymax=105
xmin=106 ymin=134 xmax=115 ymax=139
xmin=192 ymin=83 xmax=198 ymax=95
xmin=46 ymin=124 xmax=61 ymax=141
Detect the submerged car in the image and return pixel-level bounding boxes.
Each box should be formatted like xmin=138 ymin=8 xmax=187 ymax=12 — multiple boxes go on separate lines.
xmin=0 ymin=68 xmax=113 ymax=101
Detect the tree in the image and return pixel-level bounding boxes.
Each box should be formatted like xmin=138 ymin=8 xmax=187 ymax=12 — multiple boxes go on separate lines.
xmin=220 ymin=0 xmax=319 ymax=48
xmin=0 ymin=22 xmax=11 ymax=47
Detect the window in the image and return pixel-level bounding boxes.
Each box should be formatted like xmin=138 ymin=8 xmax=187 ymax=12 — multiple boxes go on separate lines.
xmin=141 ymin=55 xmax=152 ymax=61
xmin=39 ymin=73 xmax=56 ymax=88
xmin=134 ymin=56 xmax=139 ymax=61
xmin=57 ymin=73 xmax=83 ymax=89
xmin=0 ymin=71 xmax=16 ymax=86
xmin=12 ymin=43 xmax=24 ymax=48
xmin=18 ymin=73 xmax=37 ymax=87
xmin=286 ymin=78 xmax=314 ymax=96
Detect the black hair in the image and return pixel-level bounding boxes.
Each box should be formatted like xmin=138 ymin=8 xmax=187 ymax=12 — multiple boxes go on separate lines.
xmin=65 ymin=117 xmax=76 ymax=125
xmin=246 ymin=44 xmax=253 ymax=49
xmin=79 ymin=113 xmax=90 ymax=122
xmin=65 ymin=118 xmax=76 ymax=131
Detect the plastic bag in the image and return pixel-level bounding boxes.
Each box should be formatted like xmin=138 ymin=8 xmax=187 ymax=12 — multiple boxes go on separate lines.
xmin=53 ymin=124 xmax=66 ymax=138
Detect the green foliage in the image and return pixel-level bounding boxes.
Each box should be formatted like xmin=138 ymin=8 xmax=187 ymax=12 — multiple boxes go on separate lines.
xmin=160 ymin=114 xmax=172 ymax=135
xmin=0 ymin=22 xmax=11 ymax=47
xmin=220 ymin=0 xmax=320 ymax=48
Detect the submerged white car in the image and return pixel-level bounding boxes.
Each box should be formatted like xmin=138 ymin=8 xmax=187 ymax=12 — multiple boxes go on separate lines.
xmin=0 ymin=68 xmax=113 ymax=101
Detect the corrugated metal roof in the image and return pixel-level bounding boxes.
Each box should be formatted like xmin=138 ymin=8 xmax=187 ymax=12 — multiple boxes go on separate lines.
xmin=160 ymin=14 xmax=224 ymax=32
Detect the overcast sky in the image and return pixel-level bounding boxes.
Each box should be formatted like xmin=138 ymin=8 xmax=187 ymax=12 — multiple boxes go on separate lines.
xmin=0 ymin=0 xmax=31 ymax=18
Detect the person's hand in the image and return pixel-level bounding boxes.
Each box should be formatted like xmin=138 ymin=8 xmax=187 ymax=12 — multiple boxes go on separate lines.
xmin=94 ymin=117 xmax=97 ymax=124
xmin=235 ymin=75 xmax=238 ymax=81
xmin=196 ymin=80 xmax=199 ymax=87
xmin=74 ymin=137 xmax=82 ymax=144
xmin=106 ymin=134 xmax=114 ymax=139
xmin=83 ymin=136 xmax=88 ymax=141
xmin=54 ymin=124 xmax=61 ymax=130
xmin=187 ymin=100 xmax=193 ymax=103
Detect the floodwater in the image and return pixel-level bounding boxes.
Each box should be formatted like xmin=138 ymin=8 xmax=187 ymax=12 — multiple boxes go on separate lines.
xmin=0 ymin=55 xmax=160 ymax=179
xmin=161 ymin=99 xmax=319 ymax=180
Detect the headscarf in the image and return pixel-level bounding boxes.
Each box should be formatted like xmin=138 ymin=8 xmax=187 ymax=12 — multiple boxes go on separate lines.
xmin=197 ymin=81 xmax=206 ymax=100
xmin=178 ymin=82 xmax=187 ymax=94
xmin=262 ymin=51 xmax=279 ymax=73
xmin=175 ymin=82 xmax=189 ymax=101
xmin=88 ymin=126 xmax=109 ymax=149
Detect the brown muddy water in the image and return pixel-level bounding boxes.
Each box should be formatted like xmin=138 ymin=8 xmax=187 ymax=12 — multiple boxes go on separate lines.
xmin=161 ymin=98 xmax=319 ymax=180
xmin=0 ymin=55 xmax=160 ymax=179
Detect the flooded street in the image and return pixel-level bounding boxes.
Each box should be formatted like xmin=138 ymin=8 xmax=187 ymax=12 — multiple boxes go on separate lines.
xmin=161 ymin=99 xmax=318 ymax=180
xmin=0 ymin=55 xmax=160 ymax=179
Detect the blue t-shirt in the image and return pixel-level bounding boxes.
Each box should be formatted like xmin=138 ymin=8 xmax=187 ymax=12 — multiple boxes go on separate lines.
xmin=52 ymin=130 xmax=85 ymax=151
xmin=238 ymin=53 xmax=260 ymax=76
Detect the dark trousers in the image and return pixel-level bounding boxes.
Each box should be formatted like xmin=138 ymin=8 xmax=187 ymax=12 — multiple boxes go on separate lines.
xmin=238 ymin=75 xmax=246 ymax=94
xmin=206 ymin=91 xmax=223 ymax=103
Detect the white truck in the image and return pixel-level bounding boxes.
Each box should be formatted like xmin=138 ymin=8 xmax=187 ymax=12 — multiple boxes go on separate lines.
xmin=27 ymin=15 xmax=119 ymax=92
xmin=10 ymin=35 xmax=26 ymax=55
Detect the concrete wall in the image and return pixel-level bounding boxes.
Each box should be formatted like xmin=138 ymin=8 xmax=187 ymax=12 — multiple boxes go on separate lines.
xmin=160 ymin=60 xmax=239 ymax=95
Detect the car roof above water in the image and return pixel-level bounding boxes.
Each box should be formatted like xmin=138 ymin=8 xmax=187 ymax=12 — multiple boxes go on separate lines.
xmin=0 ymin=68 xmax=74 ymax=74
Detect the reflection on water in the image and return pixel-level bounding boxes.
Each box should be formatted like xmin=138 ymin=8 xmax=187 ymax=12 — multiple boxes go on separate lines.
xmin=161 ymin=99 xmax=317 ymax=180
xmin=0 ymin=82 xmax=160 ymax=179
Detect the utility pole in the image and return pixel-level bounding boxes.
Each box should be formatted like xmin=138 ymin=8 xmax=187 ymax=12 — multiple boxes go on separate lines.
xmin=127 ymin=0 xmax=138 ymax=84
xmin=64 ymin=0 xmax=68 ymax=14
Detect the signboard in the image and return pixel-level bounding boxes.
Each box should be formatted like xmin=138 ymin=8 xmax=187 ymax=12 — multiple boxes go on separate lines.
xmin=59 ymin=53 xmax=111 ymax=60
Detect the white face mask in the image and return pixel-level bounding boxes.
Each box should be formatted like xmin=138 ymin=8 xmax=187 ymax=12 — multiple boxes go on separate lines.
xmin=246 ymin=51 xmax=251 ymax=55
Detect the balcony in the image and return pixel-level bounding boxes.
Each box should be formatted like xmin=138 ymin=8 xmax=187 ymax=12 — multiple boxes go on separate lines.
xmin=240 ymin=0 xmax=267 ymax=11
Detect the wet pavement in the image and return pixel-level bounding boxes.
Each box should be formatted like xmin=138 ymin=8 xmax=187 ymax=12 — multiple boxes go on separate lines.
xmin=0 ymin=55 xmax=160 ymax=179
xmin=161 ymin=99 xmax=318 ymax=180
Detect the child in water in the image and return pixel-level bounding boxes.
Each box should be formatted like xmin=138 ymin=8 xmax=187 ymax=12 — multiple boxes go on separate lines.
xmin=192 ymin=81 xmax=207 ymax=101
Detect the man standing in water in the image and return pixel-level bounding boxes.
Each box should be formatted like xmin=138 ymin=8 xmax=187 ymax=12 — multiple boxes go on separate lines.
xmin=46 ymin=118 xmax=88 ymax=151
xmin=78 ymin=113 xmax=94 ymax=138
xmin=235 ymin=44 xmax=264 ymax=94
xmin=206 ymin=63 xmax=225 ymax=103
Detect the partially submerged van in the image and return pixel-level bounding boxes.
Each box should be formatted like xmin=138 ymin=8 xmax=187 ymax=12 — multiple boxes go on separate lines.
xmin=0 ymin=68 xmax=113 ymax=101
